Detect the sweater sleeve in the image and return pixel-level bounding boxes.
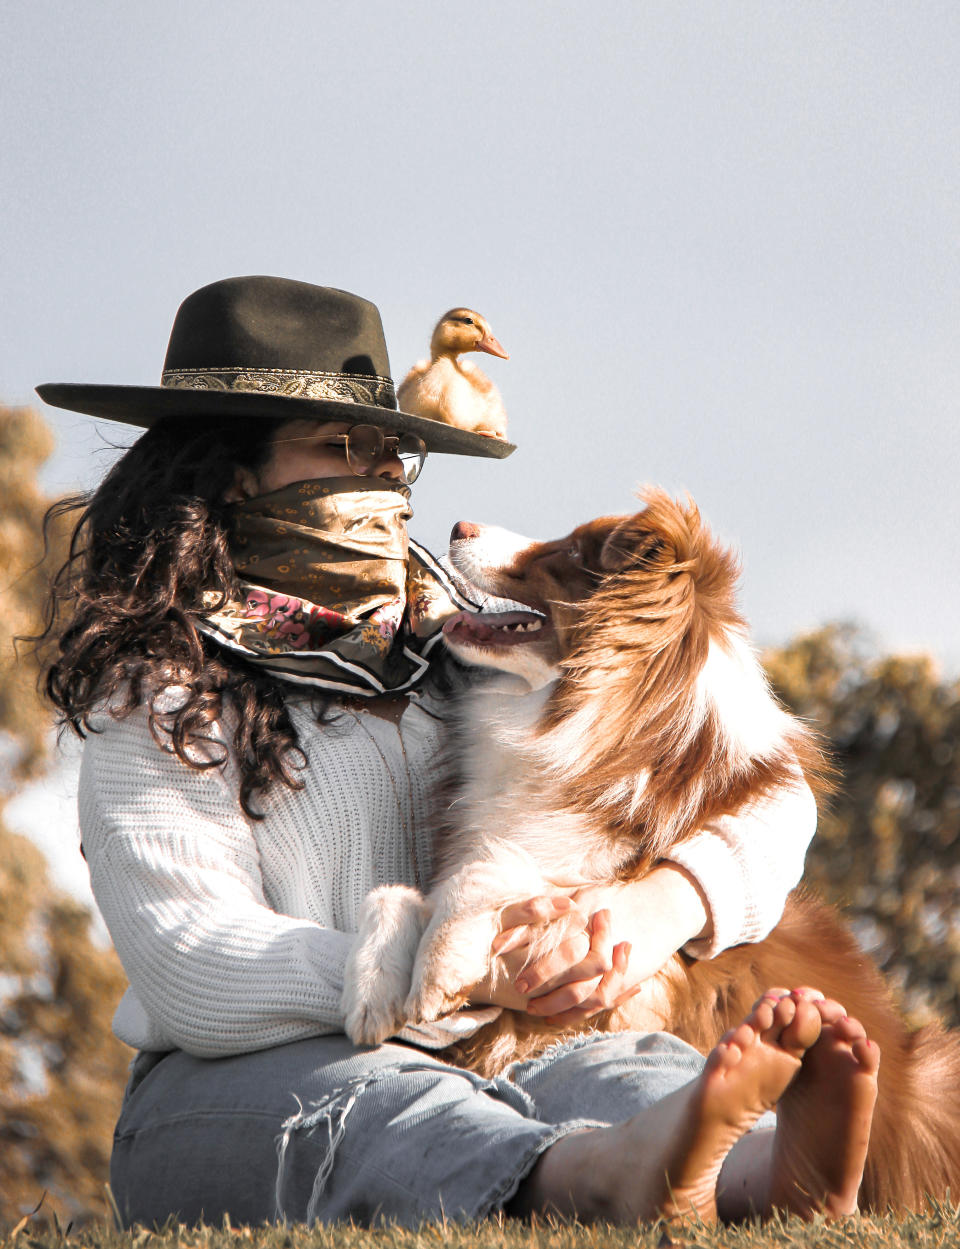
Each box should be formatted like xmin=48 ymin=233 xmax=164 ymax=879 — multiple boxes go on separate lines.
xmin=80 ymin=707 xmax=355 ymax=1058
xmin=663 ymin=774 xmax=817 ymax=959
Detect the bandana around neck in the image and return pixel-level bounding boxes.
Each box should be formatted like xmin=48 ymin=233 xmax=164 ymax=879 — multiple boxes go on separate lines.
xmin=198 ymin=477 xmax=478 ymax=696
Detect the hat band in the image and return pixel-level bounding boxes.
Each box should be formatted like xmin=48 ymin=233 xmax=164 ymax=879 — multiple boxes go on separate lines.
xmin=160 ymin=367 xmax=398 ymax=409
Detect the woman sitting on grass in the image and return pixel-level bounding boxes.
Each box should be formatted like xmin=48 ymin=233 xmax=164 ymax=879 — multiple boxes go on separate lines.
xmin=37 ymin=276 xmax=878 ymax=1228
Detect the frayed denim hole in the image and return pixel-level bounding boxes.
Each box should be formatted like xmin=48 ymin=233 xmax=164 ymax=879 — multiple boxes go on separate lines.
xmin=274 ymin=1060 xmax=491 ymax=1225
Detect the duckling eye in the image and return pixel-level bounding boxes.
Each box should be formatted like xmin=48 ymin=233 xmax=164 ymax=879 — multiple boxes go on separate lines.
xmin=461 ymin=316 xmax=474 ymax=326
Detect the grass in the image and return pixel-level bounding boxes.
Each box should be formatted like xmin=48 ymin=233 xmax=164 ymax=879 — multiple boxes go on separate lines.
xmin=5 ymin=1205 xmax=960 ymax=1249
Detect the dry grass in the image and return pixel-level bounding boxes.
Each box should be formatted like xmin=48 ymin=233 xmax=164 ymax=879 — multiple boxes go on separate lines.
xmin=4 ymin=1205 xmax=960 ymax=1249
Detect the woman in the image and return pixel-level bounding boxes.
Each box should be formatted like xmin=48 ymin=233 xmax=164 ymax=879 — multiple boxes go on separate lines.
xmin=37 ymin=276 xmax=878 ymax=1227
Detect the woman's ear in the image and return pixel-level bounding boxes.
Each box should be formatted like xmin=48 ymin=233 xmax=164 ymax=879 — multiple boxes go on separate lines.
xmin=223 ymin=467 xmax=259 ymax=503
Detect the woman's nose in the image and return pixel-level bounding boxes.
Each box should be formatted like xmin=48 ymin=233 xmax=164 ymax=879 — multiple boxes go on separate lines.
xmin=375 ymin=452 xmax=404 ymax=481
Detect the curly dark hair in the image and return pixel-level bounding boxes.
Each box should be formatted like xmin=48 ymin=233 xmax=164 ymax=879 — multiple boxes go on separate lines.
xmin=39 ymin=414 xmax=334 ymax=818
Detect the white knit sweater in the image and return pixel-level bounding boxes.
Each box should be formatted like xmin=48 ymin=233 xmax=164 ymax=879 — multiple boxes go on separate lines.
xmin=80 ymin=686 xmax=816 ymax=1058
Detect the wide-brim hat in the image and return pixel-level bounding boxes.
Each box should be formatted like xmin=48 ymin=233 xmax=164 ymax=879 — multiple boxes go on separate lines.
xmin=36 ymin=276 xmax=516 ymax=459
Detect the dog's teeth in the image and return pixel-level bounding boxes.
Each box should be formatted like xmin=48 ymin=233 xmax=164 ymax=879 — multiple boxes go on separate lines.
xmin=490 ymin=617 xmax=544 ymax=634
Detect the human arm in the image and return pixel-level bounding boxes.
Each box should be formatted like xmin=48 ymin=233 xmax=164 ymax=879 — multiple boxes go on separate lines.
xmin=471 ymin=775 xmax=817 ymax=1022
xmin=466 ymin=862 xmax=705 ymax=1016
xmin=80 ymin=704 xmax=355 ymax=1058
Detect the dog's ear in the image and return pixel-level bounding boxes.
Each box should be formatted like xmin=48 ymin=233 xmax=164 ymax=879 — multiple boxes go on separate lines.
xmin=599 ymin=516 xmax=670 ymax=573
xmin=600 ymin=491 xmax=700 ymax=573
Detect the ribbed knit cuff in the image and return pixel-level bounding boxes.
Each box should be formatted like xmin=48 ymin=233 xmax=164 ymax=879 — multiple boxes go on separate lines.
xmin=664 ymin=831 xmax=753 ymax=960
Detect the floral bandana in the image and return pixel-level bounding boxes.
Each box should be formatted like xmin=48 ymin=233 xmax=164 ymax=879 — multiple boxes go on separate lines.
xmin=198 ymin=477 xmax=478 ymax=695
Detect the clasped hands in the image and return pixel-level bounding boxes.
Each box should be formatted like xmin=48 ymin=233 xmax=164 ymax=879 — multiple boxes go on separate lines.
xmin=467 ymin=864 xmax=712 ymax=1027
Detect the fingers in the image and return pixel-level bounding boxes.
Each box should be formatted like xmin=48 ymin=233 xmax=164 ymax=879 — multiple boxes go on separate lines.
xmin=513 ymin=930 xmax=593 ymax=994
xmin=526 ymin=941 xmax=635 ymax=1022
xmin=524 ymin=912 xmax=634 ymax=1023
xmin=492 ymin=925 xmax=534 ymax=957
xmin=493 ymin=895 xmax=576 ymax=954
xmin=590 ymin=906 xmax=614 ymax=975
xmin=517 ymin=908 xmax=609 ymax=995
xmin=498 ymin=895 xmax=575 ymax=930
xmin=494 ymin=902 xmax=636 ymax=1028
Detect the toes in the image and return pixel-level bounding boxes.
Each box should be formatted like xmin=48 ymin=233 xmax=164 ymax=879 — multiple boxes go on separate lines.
xmin=813 ymin=997 xmax=848 ymax=1026
xmin=726 ymin=990 xmax=845 ymax=1070
xmin=753 ymin=987 xmax=791 ymax=1010
xmin=838 ymin=1014 xmax=866 ymax=1040
xmin=753 ymin=993 xmax=797 ymax=1044
xmin=707 ymin=1037 xmax=744 ymax=1074
xmin=850 ymin=1036 xmax=881 ymax=1073
xmin=749 ymin=998 xmax=777 ymax=1033
xmin=790 ymin=986 xmax=826 ymax=1003
xmin=748 ymin=991 xmax=795 ymax=1038
xmin=779 ymin=996 xmax=822 ymax=1055
xmin=727 ymin=1019 xmax=762 ymax=1056
xmin=829 ymin=1013 xmax=867 ymax=1045
xmin=743 ymin=991 xmax=825 ymax=1056
xmin=765 ymin=995 xmax=799 ymax=1045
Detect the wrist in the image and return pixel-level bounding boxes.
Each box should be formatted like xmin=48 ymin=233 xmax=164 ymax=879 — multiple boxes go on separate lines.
xmin=613 ymin=864 xmax=712 ymax=952
xmin=647 ymin=862 xmax=712 ymax=946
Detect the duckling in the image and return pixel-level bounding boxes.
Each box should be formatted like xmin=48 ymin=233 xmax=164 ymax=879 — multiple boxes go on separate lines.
xmin=398 ymin=308 xmax=509 ymax=438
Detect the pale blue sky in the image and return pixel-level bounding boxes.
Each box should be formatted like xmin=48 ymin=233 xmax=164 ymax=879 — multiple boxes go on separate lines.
xmin=3 ymin=1 xmax=959 ymax=672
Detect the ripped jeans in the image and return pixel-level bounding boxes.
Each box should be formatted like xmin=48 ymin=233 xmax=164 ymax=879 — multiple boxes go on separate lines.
xmin=110 ymin=1030 xmax=725 ymax=1227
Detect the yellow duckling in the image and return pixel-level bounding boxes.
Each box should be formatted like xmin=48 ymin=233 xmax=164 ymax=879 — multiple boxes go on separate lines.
xmin=398 ymin=308 xmax=509 ymax=438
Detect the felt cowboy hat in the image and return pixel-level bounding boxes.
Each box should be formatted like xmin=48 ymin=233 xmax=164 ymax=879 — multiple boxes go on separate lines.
xmin=36 ymin=275 xmax=516 ymax=459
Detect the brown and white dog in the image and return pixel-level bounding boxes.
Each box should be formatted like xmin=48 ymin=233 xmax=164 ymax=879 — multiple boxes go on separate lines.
xmin=342 ymin=489 xmax=960 ymax=1211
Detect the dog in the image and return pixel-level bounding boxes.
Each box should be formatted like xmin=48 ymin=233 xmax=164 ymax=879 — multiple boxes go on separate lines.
xmin=342 ymin=489 xmax=960 ymax=1211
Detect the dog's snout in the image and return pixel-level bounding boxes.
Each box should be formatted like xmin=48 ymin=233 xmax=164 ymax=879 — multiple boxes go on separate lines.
xmin=451 ymin=521 xmax=482 ymax=542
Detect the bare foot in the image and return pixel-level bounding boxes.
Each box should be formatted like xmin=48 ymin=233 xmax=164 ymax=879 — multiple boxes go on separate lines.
xmin=768 ymin=991 xmax=880 ymax=1218
xmin=653 ymin=991 xmax=822 ymax=1223
xmin=511 ymin=991 xmax=822 ymax=1225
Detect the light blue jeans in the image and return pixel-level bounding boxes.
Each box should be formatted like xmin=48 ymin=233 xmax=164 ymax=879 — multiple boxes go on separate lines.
xmin=111 ymin=1030 xmax=738 ymax=1227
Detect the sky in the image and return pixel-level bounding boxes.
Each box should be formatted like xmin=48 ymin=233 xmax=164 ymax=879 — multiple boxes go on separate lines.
xmin=2 ymin=3 xmax=959 ymax=900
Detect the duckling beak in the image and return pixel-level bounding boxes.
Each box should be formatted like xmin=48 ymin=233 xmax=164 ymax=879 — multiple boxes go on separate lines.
xmin=476 ymin=333 xmax=509 ymax=359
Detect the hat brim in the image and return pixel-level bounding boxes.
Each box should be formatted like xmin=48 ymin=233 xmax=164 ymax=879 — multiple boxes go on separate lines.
xmin=35 ymin=383 xmax=516 ymax=460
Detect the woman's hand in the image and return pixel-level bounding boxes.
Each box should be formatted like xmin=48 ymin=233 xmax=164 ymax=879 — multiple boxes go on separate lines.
xmin=467 ymin=865 xmax=713 ymax=1026
xmin=509 ymin=906 xmax=635 ymax=1025
xmin=467 ymin=894 xmax=584 ymax=1012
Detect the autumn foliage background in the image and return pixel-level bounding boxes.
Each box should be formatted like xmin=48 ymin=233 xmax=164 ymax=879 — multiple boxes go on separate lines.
xmin=1 ymin=402 xmax=958 ymax=1229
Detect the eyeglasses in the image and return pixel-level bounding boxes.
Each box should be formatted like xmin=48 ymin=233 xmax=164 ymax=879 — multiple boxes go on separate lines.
xmin=275 ymin=424 xmax=427 ymax=484
xmin=333 ymin=426 xmax=427 ymax=484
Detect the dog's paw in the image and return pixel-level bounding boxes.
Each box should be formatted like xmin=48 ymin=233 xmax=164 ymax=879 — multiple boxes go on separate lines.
xmin=405 ymin=910 xmax=499 ymax=1024
xmin=343 ymin=987 xmax=408 ymax=1047
xmin=405 ymin=977 xmax=471 ymax=1025
xmin=341 ymin=884 xmax=431 ymax=1046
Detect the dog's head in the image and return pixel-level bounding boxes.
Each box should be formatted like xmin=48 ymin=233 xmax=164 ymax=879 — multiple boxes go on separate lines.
xmin=443 ymin=488 xmax=741 ymax=688
xmin=445 ymin=489 xmax=825 ymax=848
xmin=443 ymin=512 xmax=613 ymax=686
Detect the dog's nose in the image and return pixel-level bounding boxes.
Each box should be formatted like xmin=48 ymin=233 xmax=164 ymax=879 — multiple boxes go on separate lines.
xmin=451 ymin=521 xmax=481 ymax=542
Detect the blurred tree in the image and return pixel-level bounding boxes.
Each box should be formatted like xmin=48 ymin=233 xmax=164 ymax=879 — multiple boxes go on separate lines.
xmin=0 ymin=404 xmax=130 ymax=1229
xmin=0 ymin=404 xmax=59 ymax=782
xmin=765 ymin=624 xmax=960 ymax=1026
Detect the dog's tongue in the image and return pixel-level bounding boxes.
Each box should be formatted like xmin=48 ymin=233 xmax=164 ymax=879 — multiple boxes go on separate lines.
xmin=443 ymin=609 xmax=544 ymax=646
